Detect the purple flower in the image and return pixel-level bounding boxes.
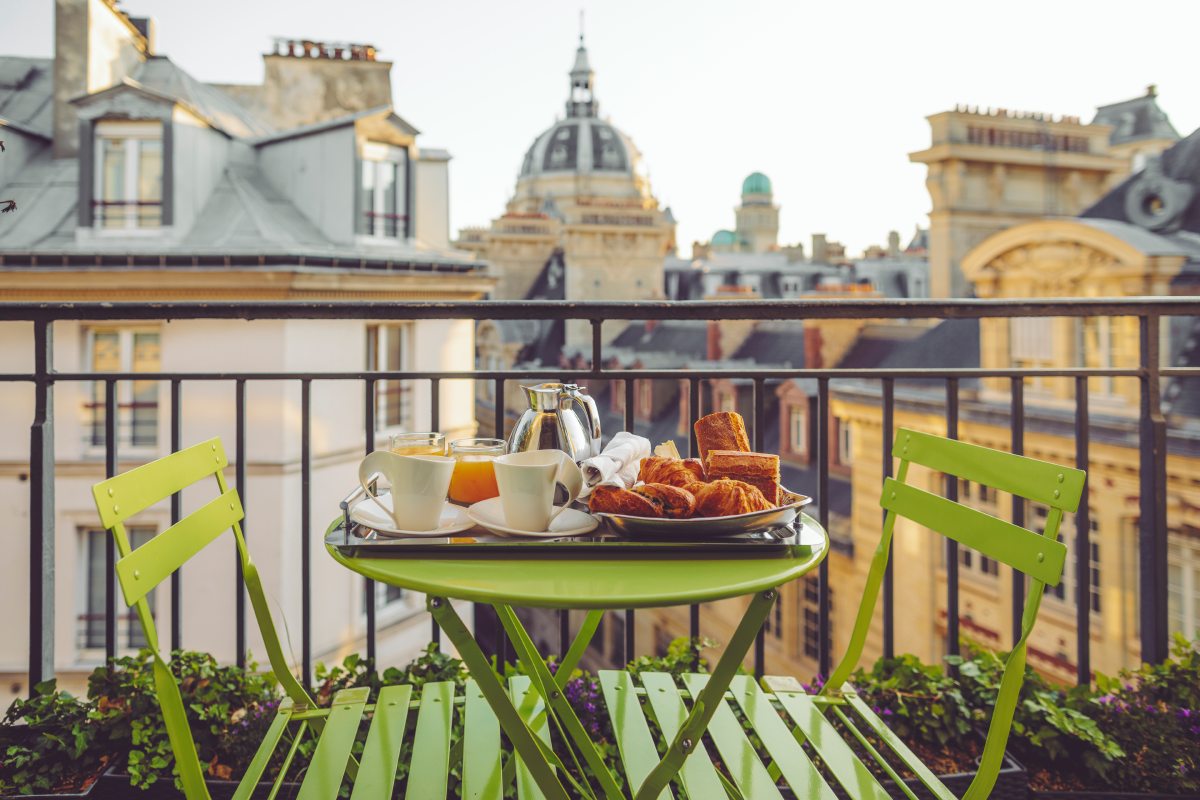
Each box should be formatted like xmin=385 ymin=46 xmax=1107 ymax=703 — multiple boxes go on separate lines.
xmin=1176 ymin=708 xmax=1193 ymax=719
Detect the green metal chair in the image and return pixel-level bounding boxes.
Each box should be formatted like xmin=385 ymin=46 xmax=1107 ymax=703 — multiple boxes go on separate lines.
xmin=595 ymin=427 xmax=1083 ymax=799
xmin=91 ymin=438 xmax=470 ymax=799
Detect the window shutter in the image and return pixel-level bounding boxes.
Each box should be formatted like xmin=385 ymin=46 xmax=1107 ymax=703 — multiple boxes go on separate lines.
xmin=353 ymin=156 xmax=365 ymax=235
xmin=161 ymin=120 xmax=174 ymax=226
xmin=77 ymin=119 xmax=94 ymax=227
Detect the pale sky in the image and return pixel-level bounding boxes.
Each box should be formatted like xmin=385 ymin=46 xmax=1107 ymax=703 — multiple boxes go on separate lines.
xmin=4 ymin=1 xmax=1198 ymax=255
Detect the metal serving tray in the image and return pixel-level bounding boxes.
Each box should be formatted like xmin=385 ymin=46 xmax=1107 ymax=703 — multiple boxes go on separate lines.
xmin=325 ymin=517 xmax=822 ymax=558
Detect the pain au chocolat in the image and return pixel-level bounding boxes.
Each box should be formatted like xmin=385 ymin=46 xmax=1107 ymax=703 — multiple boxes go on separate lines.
xmin=704 ymin=450 xmax=780 ymax=505
xmin=691 ymin=478 xmax=773 ymax=517
xmin=588 ymin=484 xmax=663 ymax=517
xmin=693 ymin=411 xmax=751 ymax=463
xmin=634 ymin=483 xmax=697 ymax=519
xmin=636 ymin=456 xmax=705 ymax=488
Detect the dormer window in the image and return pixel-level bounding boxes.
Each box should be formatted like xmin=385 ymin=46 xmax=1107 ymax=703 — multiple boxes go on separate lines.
xmin=359 ymin=142 xmax=408 ymax=239
xmin=94 ymin=120 xmax=163 ymax=230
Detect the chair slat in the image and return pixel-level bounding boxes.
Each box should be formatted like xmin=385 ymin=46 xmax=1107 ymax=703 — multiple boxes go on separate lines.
xmin=882 ymin=478 xmax=1066 ymax=584
xmin=893 ymin=428 xmax=1084 ymax=511
xmin=681 ymin=674 xmax=784 ymax=800
xmin=639 ymin=672 xmax=727 ymax=800
xmin=728 ymin=676 xmax=838 ymax=800
xmin=232 ymin=698 xmax=294 ymax=800
xmin=773 ymin=690 xmax=891 ymax=800
xmin=350 ymin=685 xmax=413 ymax=800
xmin=509 ymin=677 xmax=551 ymax=800
xmin=462 ymin=680 xmax=503 ymax=800
xmin=405 ymin=681 xmax=455 ymax=800
xmin=92 ymin=437 xmax=228 ymax=528
xmin=597 ymin=671 xmax=671 ymax=800
xmin=297 ymin=688 xmax=368 ymax=800
xmin=840 ymin=686 xmax=957 ymax=800
xmin=115 ymin=488 xmax=243 ymax=605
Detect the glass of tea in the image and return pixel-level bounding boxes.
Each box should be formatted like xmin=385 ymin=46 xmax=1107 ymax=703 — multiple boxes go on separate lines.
xmin=388 ymin=432 xmax=446 ymax=456
xmin=448 ymin=438 xmax=505 ymax=504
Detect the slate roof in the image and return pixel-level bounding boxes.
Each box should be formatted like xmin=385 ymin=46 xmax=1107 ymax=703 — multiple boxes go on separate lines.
xmin=0 ymin=57 xmax=52 ymax=139
xmin=1083 ymin=126 xmax=1200 ymax=237
xmin=0 ymin=150 xmax=478 ymax=267
xmin=1092 ymin=91 xmax=1180 ymax=146
xmin=730 ymin=321 xmax=806 ymax=367
xmin=609 ymin=321 xmax=709 ymax=361
xmin=133 ymin=56 xmax=273 ymax=137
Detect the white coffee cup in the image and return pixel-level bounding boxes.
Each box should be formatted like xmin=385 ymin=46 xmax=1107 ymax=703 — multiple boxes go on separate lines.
xmin=358 ymin=451 xmax=455 ymax=531
xmin=493 ymin=450 xmax=584 ymax=532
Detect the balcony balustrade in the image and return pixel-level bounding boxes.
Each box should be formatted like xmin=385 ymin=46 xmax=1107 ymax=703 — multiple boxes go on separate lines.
xmin=2 ymin=296 xmax=1198 ymax=695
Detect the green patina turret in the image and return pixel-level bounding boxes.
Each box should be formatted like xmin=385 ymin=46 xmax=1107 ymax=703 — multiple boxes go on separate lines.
xmin=741 ymin=171 xmax=772 ymax=196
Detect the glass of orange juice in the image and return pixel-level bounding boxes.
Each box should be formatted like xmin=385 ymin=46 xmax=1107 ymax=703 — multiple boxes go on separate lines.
xmin=389 ymin=432 xmax=446 ymax=456
xmin=448 ymin=438 xmax=505 ymax=504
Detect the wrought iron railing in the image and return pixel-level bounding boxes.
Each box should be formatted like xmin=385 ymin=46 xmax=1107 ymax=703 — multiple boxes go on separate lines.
xmin=4 ymin=297 xmax=1198 ymax=693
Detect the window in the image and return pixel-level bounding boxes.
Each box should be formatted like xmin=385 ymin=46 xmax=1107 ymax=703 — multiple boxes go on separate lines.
xmin=367 ymin=324 xmax=412 ymax=430
xmin=94 ymin=120 xmax=163 ymax=230
xmin=81 ymin=527 xmax=155 ymax=650
xmin=1010 ymin=318 xmax=1055 ymax=391
xmin=372 ymin=581 xmax=404 ymax=610
xmin=360 ymin=142 xmax=408 ymax=238
xmin=1031 ymin=502 xmax=1100 ymax=612
xmin=836 ymin=420 xmax=852 ymax=466
xmin=1168 ymin=532 xmax=1200 ymax=638
xmin=87 ymin=328 xmax=160 ymax=448
xmin=788 ymin=406 xmax=807 ymax=453
xmin=802 ymin=578 xmax=823 ymax=660
xmin=763 ymin=591 xmax=784 ymax=640
xmin=959 ymin=546 xmax=999 ymax=578
xmin=1077 ymin=317 xmax=1117 ymax=395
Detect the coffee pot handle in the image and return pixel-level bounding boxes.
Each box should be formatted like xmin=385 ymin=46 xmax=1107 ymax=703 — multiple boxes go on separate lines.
xmin=567 ymin=386 xmax=602 ymax=459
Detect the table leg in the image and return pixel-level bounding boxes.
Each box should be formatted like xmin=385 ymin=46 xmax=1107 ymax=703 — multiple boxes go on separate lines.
xmin=633 ymin=589 xmax=777 ymax=800
xmin=426 ymin=596 xmax=572 ymax=800
xmin=495 ymin=605 xmax=625 ymax=800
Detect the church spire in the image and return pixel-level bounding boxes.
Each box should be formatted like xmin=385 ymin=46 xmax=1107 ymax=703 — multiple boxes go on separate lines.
xmin=566 ymin=20 xmax=597 ymax=118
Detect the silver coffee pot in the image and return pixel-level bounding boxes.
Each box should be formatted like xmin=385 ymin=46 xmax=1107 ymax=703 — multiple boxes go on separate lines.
xmin=507 ymin=383 xmax=602 ymax=462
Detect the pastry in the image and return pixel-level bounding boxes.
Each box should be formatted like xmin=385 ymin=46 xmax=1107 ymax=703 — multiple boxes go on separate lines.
xmin=634 ymin=483 xmax=697 ymax=519
xmin=691 ymin=478 xmax=773 ymax=517
xmin=588 ymin=484 xmax=663 ymax=517
xmin=693 ymin=411 xmax=751 ymax=463
xmin=705 ymin=450 xmax=780 ymax=505
xmin=637 ymin=456 xmax=705 ymax=488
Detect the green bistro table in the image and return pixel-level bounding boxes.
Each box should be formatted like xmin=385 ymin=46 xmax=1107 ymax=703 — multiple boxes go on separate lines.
xmin=325 ymin=513 xmax=829 ymax=800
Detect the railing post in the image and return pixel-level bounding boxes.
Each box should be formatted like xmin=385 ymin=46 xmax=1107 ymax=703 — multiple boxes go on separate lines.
xmin=1138 ymin=315 xmax=1168 ymax=664
xmin=29 ymin=320 xmax=55 ymax=693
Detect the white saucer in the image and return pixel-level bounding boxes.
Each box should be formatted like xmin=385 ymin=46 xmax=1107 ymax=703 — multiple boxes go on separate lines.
xmin=350 ymin=494 xmax=474 ymax=537
xmin=466 ymin=497 xmax=598 ymax=538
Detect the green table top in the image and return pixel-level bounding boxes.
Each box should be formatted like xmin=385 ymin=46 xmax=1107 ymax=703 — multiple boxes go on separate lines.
xmin=325 ymin=513 xmax=829 ymax=609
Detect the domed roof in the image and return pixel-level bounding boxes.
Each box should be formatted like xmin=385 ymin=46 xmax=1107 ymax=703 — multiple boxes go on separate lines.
xmin=711 ymin=229 xmax=738 ymax=245
xmin=742 ymin=172 xmax=772 ymax=196
xmin=519 ymin=117 xmax=635 ymax=178
xmin=517 ymin=37 xmax=639 ymax=181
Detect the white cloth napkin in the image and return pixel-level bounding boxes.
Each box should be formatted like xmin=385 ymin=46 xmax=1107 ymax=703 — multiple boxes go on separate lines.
xmin=580 ymin=431 xmax=652 ymax=497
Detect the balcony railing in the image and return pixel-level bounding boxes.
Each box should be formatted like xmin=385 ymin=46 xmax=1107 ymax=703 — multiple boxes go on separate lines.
xmin=4 ymin=297 xmax=1198 ymax=694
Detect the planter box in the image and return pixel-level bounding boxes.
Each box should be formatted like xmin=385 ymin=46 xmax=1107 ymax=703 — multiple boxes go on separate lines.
xmin=97 ymin=767 xmax=300 ymax=800
xmin=882 ymin=751 xmax=1027 ymax=800
xmin=0 ymin=781 xmax=99 ymax=800
xmin=1034 ymin=793 xmax=1200 ymax=799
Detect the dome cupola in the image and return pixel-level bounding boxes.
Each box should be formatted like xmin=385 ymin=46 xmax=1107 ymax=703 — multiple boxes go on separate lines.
xmin=516 ymin=34 xmax=644 ymax=190
xmin=741 ymin=172 xmax=773 ymax=200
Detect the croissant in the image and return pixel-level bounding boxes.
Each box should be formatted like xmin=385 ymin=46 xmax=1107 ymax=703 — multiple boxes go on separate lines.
xmin=634 ymin=483 xmax=697 ymax=519
xmin=588 ymin=484 xmax=663 ymax=517
xmin=637 ymin=456 xmax=706 ymax=488
xmin=691 ymin=478 xmax=773 ymax=517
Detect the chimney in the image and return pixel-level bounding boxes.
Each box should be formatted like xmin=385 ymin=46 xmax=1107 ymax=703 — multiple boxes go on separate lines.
xmin=53 ymin=0 xmax=148 ymax=157
xmin=812 ymin=233 xmax=828 ymax=264
xmin=707 ymin=321 xmax=721 ymax=361
xmin=260 ymin=39 xmax=393 ymax=129
xmin=887 ymin=230 xmax=900 ymax=257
